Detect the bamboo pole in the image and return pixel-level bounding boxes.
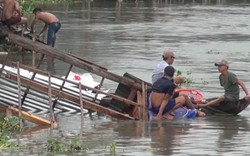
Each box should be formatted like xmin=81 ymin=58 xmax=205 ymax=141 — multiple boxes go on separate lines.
xmin=32 ymin=36 xmax=36 ymax=67
xmin=141 ymin=82 xmax=148 ymax=121
xmin=137 ymin=91 xmax=142 ymax=120
xmin=48 ymin=72 xmax=55 ymax=127
xmin=79 ymin=82 xmax=84 ymax=139
xmin=92 ymin=77 xmax=105 ymax=102
xmin=52 ymin=64 xmax=73 ymax=110
xmin=17 ymin=62 xmax=23 ymax=128
xmin=21 ymin=54 xmax=45 ymax=105
xmin=0 ymin=41 xmax=13 ymax=74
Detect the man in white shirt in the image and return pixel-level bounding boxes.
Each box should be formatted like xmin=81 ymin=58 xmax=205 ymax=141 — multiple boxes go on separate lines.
xmin=152 ymin=49 xmax=184 ymax=85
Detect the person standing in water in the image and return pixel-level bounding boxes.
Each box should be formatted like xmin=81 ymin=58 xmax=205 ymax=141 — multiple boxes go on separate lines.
xmin=30 ymin=7 xmax=61 ymax=47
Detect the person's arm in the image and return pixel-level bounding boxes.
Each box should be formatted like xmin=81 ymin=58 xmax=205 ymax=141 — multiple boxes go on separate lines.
xmin=174 ymin=76 xmax=185 ymax=86
xmin=155 ymin=94 xmax=171 ymax=120
xmin=30 ymin=17 xmax=38 ymax=33
xmin=38 ymin=23 xmax=48 ymax=36
xmin=237 ymin=79 xmax=249 ymax=95
xmin=14 ymin=1 xmax=21 ymax=16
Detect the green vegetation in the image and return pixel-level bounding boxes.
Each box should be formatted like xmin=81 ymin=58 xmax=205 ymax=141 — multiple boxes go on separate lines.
xmin=20 ymin=0 xmax=71 ymax=13
xmin=176 ymin=70 xmax=209 ymax=87
xmin=109 ymin=142 xmax=116 ymax=156
xmin=0 ymin=116 xmax=20 ymax=150
xmin=206 ymin=49 xmax=220 ymax=54
xmin=47 ymin=138 xmax=86 ymax=152
xmin=47 ymin=139 xmax=116 ymax=155
xmin=176 ymin=70 xmax=193 ymax=87
xmin=0 ymin=39 xmax=9 ymax=52
xmin=0 ymin=114 xmax=117 ymax=154
xmin=47 ymin=139 xmax=66 ymax=152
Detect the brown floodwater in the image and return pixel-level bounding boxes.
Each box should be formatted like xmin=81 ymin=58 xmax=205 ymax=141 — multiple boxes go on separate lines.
xmin=2 ymin=0 xmax=250 ymax=155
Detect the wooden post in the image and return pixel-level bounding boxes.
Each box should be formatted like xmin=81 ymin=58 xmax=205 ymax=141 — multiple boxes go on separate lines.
xmin=48 ymin=72 xmax=55 ymax=127
xmin=17 ymin=62 xmax=23 ymax=127
xmin=32 ymin=36 xmax=36 ymax=67
xmin=92 ymin=77 xmax=105 ymax=102
xmin=79 ymin=82 xmax=84 ymax=139
xmin=141 ymin=82 xmax=148 ymax=121
xmin=52 ymin=64 xmax=73 ymax=109
xmin=21 ymin=54 xmax=45 ymax=105
xmin=0 ymin=40 xmax=13 ymax=74
xmin=136 ymin=91 xmax=142 ymax=120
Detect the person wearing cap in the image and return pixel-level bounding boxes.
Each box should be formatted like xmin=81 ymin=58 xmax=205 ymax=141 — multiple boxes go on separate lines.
xmin=152 ymin=49 xmax=184 ymax=85
xmin=197 ymin=59 xmax=249 ymax=108
xmin=149 ymin=66 xmax=198 ymax=120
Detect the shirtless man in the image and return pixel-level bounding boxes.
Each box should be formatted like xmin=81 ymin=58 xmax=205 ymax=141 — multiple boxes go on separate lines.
xmin=150 ymin=66 xmax=197 ymax=120
xmin=30 ymin=7 xmax=61 ymax=47
xmin=1 ymin=0 xmax=27 ymax=30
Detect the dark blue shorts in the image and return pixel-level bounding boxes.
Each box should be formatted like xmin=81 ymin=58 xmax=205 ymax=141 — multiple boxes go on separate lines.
xmin=2 ymin=16 xmax=21 ymax=28
xmin=151 ymin=99 xmax=176 ymax=115
xmin=47 ymin=22 xmax=61 ymax=45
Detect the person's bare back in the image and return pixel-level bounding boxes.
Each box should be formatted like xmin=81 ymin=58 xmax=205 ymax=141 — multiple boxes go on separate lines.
xmin=36 ymin=12 xmax=59 ymax=24
xmin=30 ymin=7 xmax=61 ymax=47
xmin=1 ymin=0 xmax=19 ymax=21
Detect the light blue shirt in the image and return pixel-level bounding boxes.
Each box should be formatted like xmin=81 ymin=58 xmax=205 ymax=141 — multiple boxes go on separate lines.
xmin=152 ymin=60 xmax=169 ymax=84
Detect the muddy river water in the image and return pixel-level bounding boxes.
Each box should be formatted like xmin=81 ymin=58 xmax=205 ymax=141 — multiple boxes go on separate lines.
xmin=3 ymin=0 xmax=250 ymax=155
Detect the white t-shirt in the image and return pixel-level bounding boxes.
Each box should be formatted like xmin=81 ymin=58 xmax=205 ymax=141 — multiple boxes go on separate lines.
xmin=152 ymin=60 xmax=169 ymax=84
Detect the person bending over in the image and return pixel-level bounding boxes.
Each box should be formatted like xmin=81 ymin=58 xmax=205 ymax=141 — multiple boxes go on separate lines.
xmin=30 ymin=7 xmax=61 ymax=47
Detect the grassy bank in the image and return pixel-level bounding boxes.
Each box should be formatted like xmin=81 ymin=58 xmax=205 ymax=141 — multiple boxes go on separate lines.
xmin=0 ymin=116 xmax=20 ymax=150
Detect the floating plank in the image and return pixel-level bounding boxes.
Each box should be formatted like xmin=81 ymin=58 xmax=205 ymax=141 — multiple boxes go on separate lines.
xmin=0 ymin=104 xmax=51 ymax=126
xmin=8 ymin=106 xmax=51 ymax=126
xmin=0 ymin=52 xmax=8 ymax=55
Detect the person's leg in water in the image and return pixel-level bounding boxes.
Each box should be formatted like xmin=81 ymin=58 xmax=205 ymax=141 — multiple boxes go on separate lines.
xmin=46 ymin=23 xmax=60 ymax=73
xmin=162 ymin=96 xmax=186 ymax=120
xmin=196 ymin=95 xmax=225 ymax=108
xmin=177 ymin=93 xmax=206 ymax=117
xmin=48 ymin=22 xmax=61 ymax=47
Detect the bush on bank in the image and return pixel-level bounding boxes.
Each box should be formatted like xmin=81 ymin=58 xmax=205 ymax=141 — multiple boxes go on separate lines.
xmin=0 ymin=116 xmax=20 ymax=150
xmin=20 ymin=0 xmax=70 ymax=13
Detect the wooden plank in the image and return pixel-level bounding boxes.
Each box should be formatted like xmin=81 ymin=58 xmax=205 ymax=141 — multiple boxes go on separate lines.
xmin=137 ymin=91 xmax=142 ymax=120
xmin=0 ymin=103 xmax=51 ymax=126
xmin=8 ymin=73 xmax=135 ymax=120
xmin=8 ymin=33 xmax=142 ymax=91
xmin=67 ymin=53 xmax=107 ymax=71
xmin=0 ymin=104 xmax=51 ymax=125
xmin=8 ymin=106 xmax=51 ymax=126
xmin=141 ymin=82 xmax=148 ymax=121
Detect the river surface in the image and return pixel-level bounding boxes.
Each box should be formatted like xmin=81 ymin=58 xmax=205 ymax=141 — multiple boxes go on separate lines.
xmin=3 ymin=0 xmax=250 ymax=155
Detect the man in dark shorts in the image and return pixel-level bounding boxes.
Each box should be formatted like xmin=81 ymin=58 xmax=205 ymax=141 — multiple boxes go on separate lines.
xmin=150 ymin=66 xmax=196 ymax=120
xmin=30 ymin=7 xmax=61 ymax=47
xmin=1 ymin=0 xmax=27 ymax=31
